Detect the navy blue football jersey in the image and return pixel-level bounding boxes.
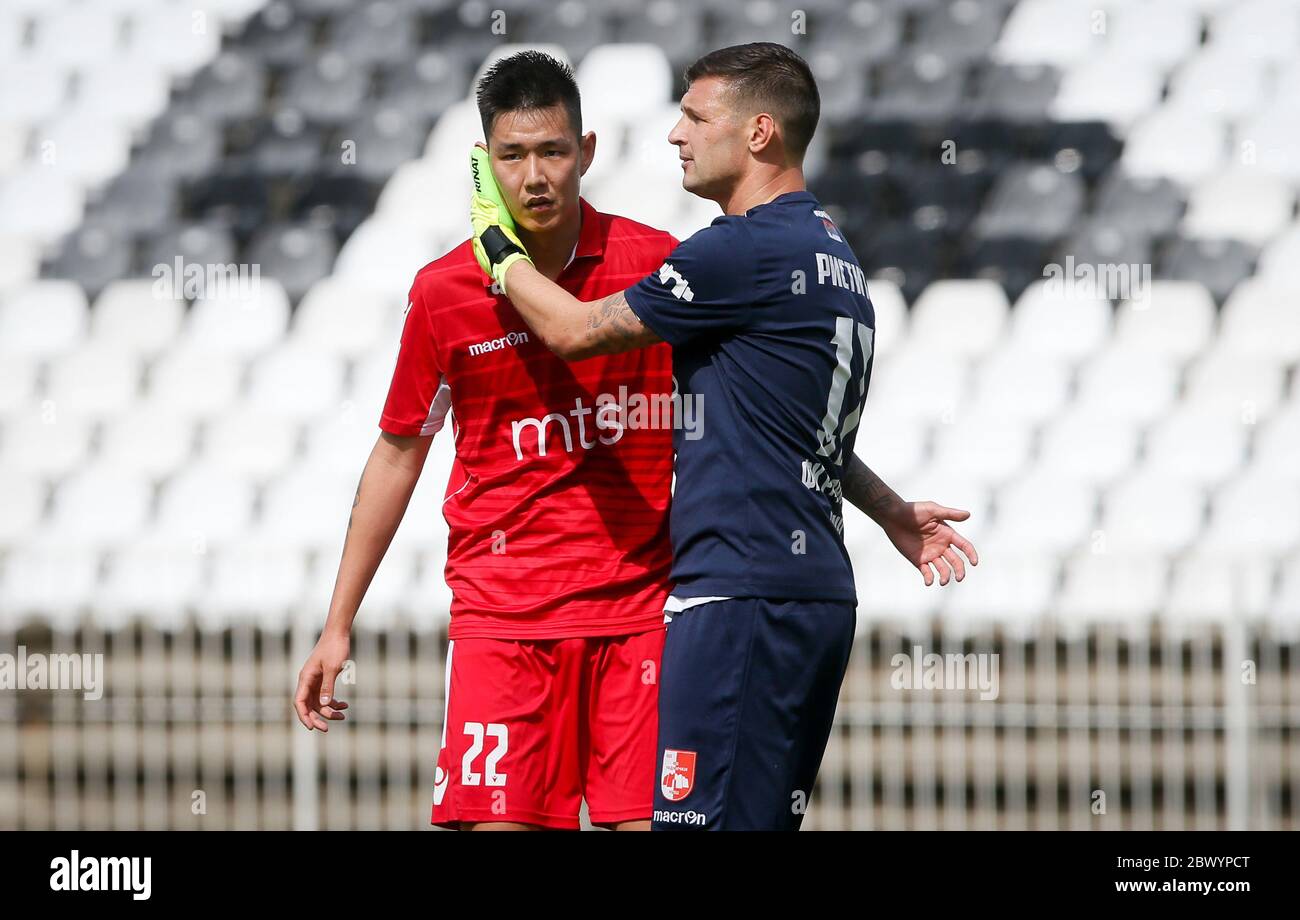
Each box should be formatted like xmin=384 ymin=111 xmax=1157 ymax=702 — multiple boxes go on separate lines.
xmin=624 ymin=190 xmax=875 ymax=602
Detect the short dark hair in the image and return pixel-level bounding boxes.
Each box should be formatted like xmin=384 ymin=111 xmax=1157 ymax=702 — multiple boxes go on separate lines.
xmin=684 ymin=42 xmax=820 ymax=158
xmin=475 ymin=50 xmax=582 ymax=142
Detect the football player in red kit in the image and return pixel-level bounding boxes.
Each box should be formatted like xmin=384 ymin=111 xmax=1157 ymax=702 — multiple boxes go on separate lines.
xmin=293 ymin=51 xmax=679 ymax=830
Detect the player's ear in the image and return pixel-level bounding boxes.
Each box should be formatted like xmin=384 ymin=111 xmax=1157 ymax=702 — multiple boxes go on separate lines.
xmin=579 ymin=130 xmax=596 ymax=177
xmin=749 ymin=113 xmax=777 ymax=155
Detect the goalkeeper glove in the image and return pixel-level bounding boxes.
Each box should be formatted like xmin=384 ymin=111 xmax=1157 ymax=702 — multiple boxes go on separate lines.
xmin=470 ymin=145 xmax=532 ymax=294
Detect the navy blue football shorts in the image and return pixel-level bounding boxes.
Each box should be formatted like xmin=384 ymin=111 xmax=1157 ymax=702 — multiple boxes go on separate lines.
xmin=651 ymin=596 xmax=857 ymax=831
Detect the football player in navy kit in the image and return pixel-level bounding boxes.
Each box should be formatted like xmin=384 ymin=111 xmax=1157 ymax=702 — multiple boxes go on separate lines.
xmin=472 ymin=42 xmax=979 ymax=830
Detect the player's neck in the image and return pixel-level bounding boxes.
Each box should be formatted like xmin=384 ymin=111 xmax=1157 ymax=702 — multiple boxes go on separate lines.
xmin=720 ymin=167 xmax=807 ymax=217
xmin=517 ymin=207 xmax=582 ymax=281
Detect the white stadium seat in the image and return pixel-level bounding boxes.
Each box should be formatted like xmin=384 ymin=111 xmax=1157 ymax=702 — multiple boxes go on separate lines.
xmin=201 ymin=409 xmax=300 ymax=481
xmin=185 ymin=279 xmax=290 ymax=357
xmin=1208 ymin=0 xmax=1300 ymax=62
xmin=0 ymin=281 xmax=88 ymax=358
xmin=202 ymin=540 xmax=309 ymax=631
xmin=862 ymin=278 xmax=908 ymax=360
xmin=1073 ymin=344 xmax=1180 ymax=424
xmin=0 ymin=61 xmax=70 ymax=122
xmin=100 ymin=533 xmax=206 ymax=629
xmin=854 ymin=405 xmax=928 ymax=484
xmin=1201 ymin=471 xmax=1300 ymax=557
xmin=1097 ymin=469 xmax=1206 ymax=555
xmin=994 ymin=0 xmax=1107 ymax=67
xmin=1112 ymin=281 xmax=1216 ymax=360
xmin=1123 ymin=109 xmax=1228 ymax=185
xmin=1143 ymin=406 xmax=1250 ymax=486
xmin=867 ymin=344 xmax=971 ymax=423
xmin=1253 ymin=405 xmax=1300 ymax=476
xmin=97 ymin=406 xmax=197 ymax=479
xmin=908 ymin=280 xmax=1009 ymax=359
xmin=0 ymin=355 xmax=36 ymax=415
xmin=1100 ymin=0 xmax=1203 ymax=70
xmin=1050 ymin=56 xmax=1164 ymax=130
xmin=0 ymin=467 xmax=46 ymax=547
xmin=968 ymin=346 xmax=1071 ymax=424
xmin=1183 ymin=346 xmax=1286 ymax=420
xmin=292 ymin=279 xmax=400 ymax=360
xmin=92 ymin=280 xmax=187 ymax=357
xmin=1057 ymin=554 xmax=1170 ymax=624
xmin=255 ymin=466 xmax=357 ymax=553
xmin=43 ymin=343 xmax=142 ymax=418
xmin=0 ymin=408 xmax=95 ymax=478
xmin=1037 ymin=409 xmax=1141 ymax=486
xmin=1181 ymin=170 xmax=1295 ymax=247
xmin=940 ymin=553 xmax=1059 ymax=639
xmin=44 ymin=464 xmax=153 ymax=548
xmin=1009 ymin=281 xmax=1113 ymax=361
xmin=0 ymin=539 xmax=100 ymax=627
xmin=1217 ymin=278 xmax=1300 ymax=361
xmin=1166 ymin=50 xmax=1268 ymax=122
xmin=245 ymin=344 xmax=346 ymax=421
xmin=927 ymin=412 xmax=1034 ymax=487
xmin=146 ymin=346 xmax=244 ymax=419
xmin=986 ymin=472 xmax=1097 ymax=555
xmin=154 ymin=465 xmax=256 ymax=545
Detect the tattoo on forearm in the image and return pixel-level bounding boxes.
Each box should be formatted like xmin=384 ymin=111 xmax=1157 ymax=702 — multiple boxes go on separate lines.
xmin=584 ymin=291 xmax=660 ymax=350
xmin=347 ymin=479 xmax=361 ymax=532
xmin=842 ymin=456 xmax=897 ymax=518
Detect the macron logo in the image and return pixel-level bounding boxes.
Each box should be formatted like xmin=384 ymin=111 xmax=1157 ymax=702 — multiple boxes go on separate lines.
xmin=657 ymin=262 xmax=695 ymax=301
xmin=468 ymin=330 xmax=529 ymax=356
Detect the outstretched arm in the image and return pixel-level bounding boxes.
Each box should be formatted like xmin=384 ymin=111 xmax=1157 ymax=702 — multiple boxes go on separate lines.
xmin=842 ymin=453 xmax=979 ymax=587
xmin=503 ymin=262 xmax=662 ymax=361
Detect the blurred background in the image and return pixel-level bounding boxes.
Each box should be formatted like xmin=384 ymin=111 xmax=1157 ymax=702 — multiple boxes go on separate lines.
xmin=1 ymin=0 xmax=1298 ymax=830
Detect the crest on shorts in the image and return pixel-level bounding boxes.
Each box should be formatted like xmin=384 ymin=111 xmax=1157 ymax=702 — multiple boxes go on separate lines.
xmin=660 ymin=749 xmax=696 ymax=802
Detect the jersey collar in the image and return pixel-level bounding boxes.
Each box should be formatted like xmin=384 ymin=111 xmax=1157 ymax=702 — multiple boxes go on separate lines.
xmin=745 ymin=189 xmax=818 ymax=216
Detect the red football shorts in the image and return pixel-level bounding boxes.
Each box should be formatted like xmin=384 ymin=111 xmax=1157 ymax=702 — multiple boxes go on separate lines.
xmin=430 ymin=626 xmax=665 ymax=830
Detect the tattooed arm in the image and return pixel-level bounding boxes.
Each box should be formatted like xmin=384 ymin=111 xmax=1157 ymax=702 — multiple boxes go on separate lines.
xmin=501 ymin=261 xmax=662 ymax=361
xmin=841 ymin=452 xmax=907 ymax=524
xmin=842 ymin=452 xmax=980 ymax=587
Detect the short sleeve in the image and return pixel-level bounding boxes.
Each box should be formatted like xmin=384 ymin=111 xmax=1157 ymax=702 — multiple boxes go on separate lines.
xmin=379 ymin=282 xmax=450 ymax=437
xmin=624 ymin=218 xmax=757 ymax=347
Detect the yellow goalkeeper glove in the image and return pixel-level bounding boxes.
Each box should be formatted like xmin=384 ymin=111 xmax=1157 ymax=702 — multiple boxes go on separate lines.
xmin=470 ymin=145 xmax=532 ymax=294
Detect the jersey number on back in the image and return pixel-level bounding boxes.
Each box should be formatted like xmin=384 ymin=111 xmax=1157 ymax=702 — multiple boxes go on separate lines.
xmin=816 ymin=316 xmax=873 ymax=466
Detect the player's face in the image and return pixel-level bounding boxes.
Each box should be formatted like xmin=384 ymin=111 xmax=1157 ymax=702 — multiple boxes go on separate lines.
xmin=487 ymin=105 xmax=595 ymax=235
xmin=669 ymin=76 xmax=751 ymax=202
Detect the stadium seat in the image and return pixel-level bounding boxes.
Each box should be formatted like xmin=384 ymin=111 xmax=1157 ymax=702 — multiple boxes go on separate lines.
xmin=1112 ymin=281 xmax=1216 ymax=360
xmin=1143 ymin=406 xmax=1251 ymax=486
xmin=154 ymin=465 xmax=256 ymax=545
xmin=0 ymin=468 xmax=46 ymax=548
xmin=202 ymin=410 xmax=300 ymax=481
xmin=91 ymin=281 xmax=186 ymax=358
xmin=1217 ymin=278 xmax=1300 ymax=361
xmin=1057 ymin=554 xmax=1170 ymax=624
xmin=1181 ymin=170 xmax=1295 ymax=247
xmin=1097 ymin=469 xmax=1206 ymax=556
xmin=1073 ymin=344 xmax=1180 ymax=424
xmin=147 ymin=346 xmax=245 ymax=419
xmin=908 ymin=280 xmax=1009 ymax=358
xmin=43 ymin=343 xmax=142 ymax=418
xmin=98 ymin=407 xmax=197 ymax=480
xmin=0 ymin=280 xmax=88 ymax=358
xmin=44 ymin=464 xmax=152 ymax=548
xmin=1037 ymin=408 xmax=1140 ymax=486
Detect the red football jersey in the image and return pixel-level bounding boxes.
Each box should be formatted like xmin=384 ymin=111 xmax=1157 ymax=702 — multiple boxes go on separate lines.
xmin=380 ymin=198 xmax=678 ymax=640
